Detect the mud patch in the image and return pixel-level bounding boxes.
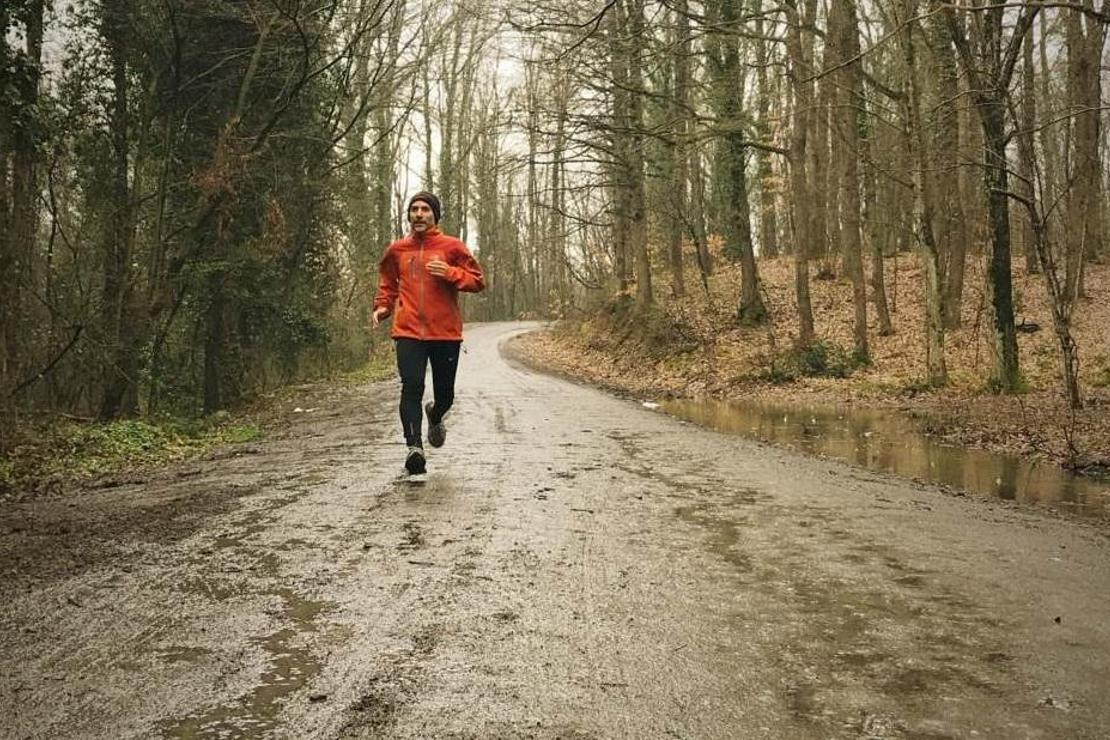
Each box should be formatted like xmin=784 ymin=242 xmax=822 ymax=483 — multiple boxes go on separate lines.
xmin=339 ymin=624 xmax=442 ymax=736
xmin=159 ymin=588 xmax=330 ymax=737
xmin=0 ymin=482 xmax=261 ymax=596
xmin=674 ymin=500 xmax=756 ymax=574
xmin=157 ymin=646 xmax=215 ymax=664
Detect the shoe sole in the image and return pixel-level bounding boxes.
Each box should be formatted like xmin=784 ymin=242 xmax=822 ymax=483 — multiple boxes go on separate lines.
xmin=405 ymin=453 xmax=426 ymax=475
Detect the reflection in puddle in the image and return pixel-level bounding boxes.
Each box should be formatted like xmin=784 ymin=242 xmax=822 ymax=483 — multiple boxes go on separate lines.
xmin=160 ymin=589 xmax=328 ymax=738
xmin=661 ymin=398 xmax=1110 ymax=517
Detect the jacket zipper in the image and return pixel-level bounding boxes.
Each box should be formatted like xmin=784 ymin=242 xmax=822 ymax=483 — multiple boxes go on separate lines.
xmin=418 ymin=237 xmax=426 ymax=339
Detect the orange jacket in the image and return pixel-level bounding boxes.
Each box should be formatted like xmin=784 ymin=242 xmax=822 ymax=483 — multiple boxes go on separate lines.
xmin=374 ymin=227 xmax=485 ymax=341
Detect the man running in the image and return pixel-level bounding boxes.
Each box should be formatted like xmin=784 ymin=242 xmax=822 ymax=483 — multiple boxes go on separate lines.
xmin=372 ymin=191 xmax=485 ymax=475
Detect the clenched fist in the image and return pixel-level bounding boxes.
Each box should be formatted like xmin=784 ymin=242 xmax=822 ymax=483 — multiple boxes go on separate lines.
xmin=426 ymin=258 xmax=450 ymax=278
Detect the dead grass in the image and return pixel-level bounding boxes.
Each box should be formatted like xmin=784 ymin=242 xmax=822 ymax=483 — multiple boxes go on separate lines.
xmin=515 ymin=249 xmax=1110 ymax=472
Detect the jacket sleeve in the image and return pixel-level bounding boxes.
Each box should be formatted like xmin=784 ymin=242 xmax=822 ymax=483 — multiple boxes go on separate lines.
xmin=446 ymin=242 xmax=486 ymax=293
xmin=373 ymin=247 xmax=399 ymax=315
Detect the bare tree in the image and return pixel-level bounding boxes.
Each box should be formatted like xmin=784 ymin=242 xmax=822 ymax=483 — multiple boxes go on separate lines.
xmin=944 ymin=2 xmax=1039 ymax=392
xmin=830 ymin=0 xmax=869 ymax=360
xmin=1013 ymin=92 xmax=1083 ymax=409
xmin=99 ymin=0 xmax=140 ymax=418
xmin=902 ymin=0 xmax=947 ymax=386
xmin=1063 ymin=3 xmax=1107 ymax=302
xmin=666 ymin=0 xmax=691 ymax=298
xmin=708 ymin=0 xmax=766 ymax=323
xmin=784 ymin=0 xmax=817 ymax=344
xmin=754 ymin=6 xmax=779 ymax=260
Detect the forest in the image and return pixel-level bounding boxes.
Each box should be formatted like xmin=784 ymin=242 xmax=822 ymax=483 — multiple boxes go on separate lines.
xmin=1 ymin=0 xmax=1108 ymax=470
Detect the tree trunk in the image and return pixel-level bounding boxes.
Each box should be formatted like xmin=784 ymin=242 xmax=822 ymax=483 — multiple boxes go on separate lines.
xmin=373 ymin=3 xmax=404 ymax=253
xmin=1065 ymin=6 xmax=1106 ymax=303
xmin=1037 ymin=10 xmax=1061 ymax=247
xmin=945 ymin=4 xmax=1035 ymax=393
xmin=608 ymin=8 xmax=631 ymax=295
xmin=342 ymin=25 xmax=374 ymax=268
xmin=784 ymin=0 xmax=816 ymax=344
xmin=422 ymin=57 xmax=434 ymax=191
xmin=0 ymin=5 xmax=16 ymax=445
xmin=810 ymin=53 xmax=832 ymax=274
xmin=862 ymin=90 xmax=893 ymax=336
xmin=668 ymin=0 xmax=691 ymax=298
xmin=5 ymin=0 xmax=46 ymax=424
xmin=832 ymin=0 xmax=868 ymax=360
xmin=717 ymin=0 xmax=764 ymax=323
xmin=904 ymin=1 xmax=947 ymax=385
xmin=527 ymin=74 xmax=544 ymax=304
xmin=1018 ymin=31 xmax=1037 ymax=275
xmin=99 ymin=0 xmax=140 ymax=419
xmin=627 ymin=0 xmax=651 ymax=310
xmin=754 ymin=8 xmax=779 ymax=259
xmin=926 ymin=1 xmax=967 ymax=328
xmin=10 ymin=0 xmax=43 ymax=300
xmin=982 ymin=104 xmax=1021 ymax=391
xmin=946 ymin=63 xmax=974 ymax=328
xmin=689 ymin=145 xmax=712 ymax=286
xmin=551 ymin=82 xmax=568 ymax=313
xmin=203 ymin=274 xmax=227 ymax=415
xmin=436 ymin=25 xmax=465 ymax=236
xmin=729 ymin=136 xmax=766 ymax=323
xmin=1013 ymin=104 xmax=1082 ymax=410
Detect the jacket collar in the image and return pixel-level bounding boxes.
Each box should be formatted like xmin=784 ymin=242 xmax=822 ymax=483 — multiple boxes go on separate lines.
xmin=409 ymin=226 xmax=441 ymax=244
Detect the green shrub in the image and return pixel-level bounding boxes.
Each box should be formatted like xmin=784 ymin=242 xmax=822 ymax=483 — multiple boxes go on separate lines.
xmin=763 ymin=339 xmax=861 ymax=383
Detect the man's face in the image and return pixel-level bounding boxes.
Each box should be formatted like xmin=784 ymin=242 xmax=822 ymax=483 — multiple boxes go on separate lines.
xmin=409 ymin=201 xmax=434 ymax=233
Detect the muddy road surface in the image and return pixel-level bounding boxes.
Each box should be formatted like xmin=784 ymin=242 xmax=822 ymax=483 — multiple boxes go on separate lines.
xmin=3 ymin=322 xmax=1110 ymax=739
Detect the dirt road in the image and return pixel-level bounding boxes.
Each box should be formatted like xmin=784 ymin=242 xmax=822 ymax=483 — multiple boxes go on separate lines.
xmin=2 ymin=322 xmax=1109 ymax=739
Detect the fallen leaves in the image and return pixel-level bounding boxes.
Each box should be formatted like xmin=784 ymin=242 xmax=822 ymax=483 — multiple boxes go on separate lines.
xmin=513 ymin=252 xmax=1110 ymax=471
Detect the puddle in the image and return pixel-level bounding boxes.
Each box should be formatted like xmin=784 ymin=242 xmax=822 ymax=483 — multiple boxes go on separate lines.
xmin=159 ymin=588 xmax=329 ymax=738
xmin=661 ymin=398 xmax=1110 ymax=518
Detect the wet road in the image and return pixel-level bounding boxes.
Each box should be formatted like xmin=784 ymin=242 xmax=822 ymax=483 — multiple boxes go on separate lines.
xmin=3 ymin=321 xmax=1110 ymax=739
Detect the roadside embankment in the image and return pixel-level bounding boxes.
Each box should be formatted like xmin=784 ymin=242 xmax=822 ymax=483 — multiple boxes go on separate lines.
xmin=509 ymin=253 xmax=1110 ymax=476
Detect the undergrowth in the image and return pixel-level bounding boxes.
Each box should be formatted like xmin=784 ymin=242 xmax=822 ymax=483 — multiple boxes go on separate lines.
xmin=762 ymin=339 xmax=863 ymax=383
xmin=579 ymin=294 xmax=701 ymax=357
xmin=1 ymin=338 xmax=399 ymax=497
xmin=340 ymin=338 xmax=396 ymax=384
xmin=0 ymin=416 xmax=262 ymax=495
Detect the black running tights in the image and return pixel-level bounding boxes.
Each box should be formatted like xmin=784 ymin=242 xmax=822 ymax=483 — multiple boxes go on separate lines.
xmin=395 ymin=338 xmax=462 ymax=447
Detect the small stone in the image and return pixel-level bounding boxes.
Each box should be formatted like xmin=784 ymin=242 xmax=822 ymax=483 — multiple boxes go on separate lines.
xmin=309 ymin=692 xmax=328 ymax=702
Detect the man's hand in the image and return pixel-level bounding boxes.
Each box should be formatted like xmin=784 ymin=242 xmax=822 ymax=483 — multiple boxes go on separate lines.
xmin=372 ymin=306 xmax=389 ymax=328
xmin=426 ymin=259 xmax=451 ymax=279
